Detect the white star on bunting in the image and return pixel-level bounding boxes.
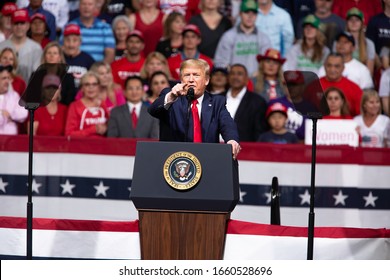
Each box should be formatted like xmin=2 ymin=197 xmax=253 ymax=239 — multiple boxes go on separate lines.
xmin=333 ymin=190 xmax=348 ymax=206
xmin=239 ymin=189 xmax=247 ymax=203
xmin=61 ymin=179 xmax=76 ymax=195
xmin=94 ymin=181 xmax=110 ymax=197
xmin=299 ymin=189 xmax=311 ymax=205
xmin=264 ymin=191 xmax=272 ymax=204
xmin=363 ymin=191 xmax=378 ymax=207
xmin=0 ymin=177 xmax=8 ymax=193
xmin=28 ymin=179 xmax=42 ymax=194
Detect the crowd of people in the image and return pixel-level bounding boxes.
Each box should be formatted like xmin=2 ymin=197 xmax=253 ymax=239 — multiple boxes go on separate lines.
xmin=0 ymin=0 xmax=390 ymax=148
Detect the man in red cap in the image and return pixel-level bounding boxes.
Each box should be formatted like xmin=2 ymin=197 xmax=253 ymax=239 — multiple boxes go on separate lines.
xmin=62 ymin=23 xmax=95 ymax=90
xmin=0 ymin=3 xmax=18 ymax=41
xmin=0 ymin=9 xmax=42 ymax=82
xmin=110 ymin=30 xmax=146 ymax=88
xmin=167 ymin=24 xmax=213 ymax=80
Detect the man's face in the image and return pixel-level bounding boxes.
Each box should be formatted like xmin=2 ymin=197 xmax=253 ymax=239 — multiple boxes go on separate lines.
xmin=240 ymin=11 xmax=257 ymax=29
xmin=183 ymin=31 xmax=201 ymax=50
xmin=126 ymin=36 xmax=144 ymax=55
xmin=63 ymin=35 xmax=81 ymax=56
xmin=79 ymin=0 xmax=96 ymax=18
xmin=125 ymin=79 xmax=145 ymax=103
xmin=29 ymin=0 xmax=43 ymax=9
xmin=228 ymin=65 xmax=248 ymax=91
xmin=315 ymin=0 xmax=333 ymax=15
xmin=11 ymin=21 xmax=29 ymax=39
xmin=335 ymin=36 xmax=354 ymax=56
xmin=0 ymin=70 xmax=11 ymax=94
xmin=324 ymin=56 xmax=344 ymax=81
xmin=181 ymin=66 xmax=209 ymax=98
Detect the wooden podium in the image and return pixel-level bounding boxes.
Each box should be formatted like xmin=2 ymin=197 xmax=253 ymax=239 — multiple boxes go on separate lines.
xmin=131 ymin=142 xmax=239 ymax=260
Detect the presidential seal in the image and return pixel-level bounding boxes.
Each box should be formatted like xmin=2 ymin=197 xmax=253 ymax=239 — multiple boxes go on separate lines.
xmin=163 ymin=151 xmax=202 ymax=190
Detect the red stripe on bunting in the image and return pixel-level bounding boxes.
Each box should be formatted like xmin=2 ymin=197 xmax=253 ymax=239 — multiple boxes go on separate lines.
xmin=227 ymin=219 xmax=390 ymax=238
xmin=1 ymin=216 xmax=389 ymax=239
xmin=1 ymin=135 xmax=389 ymax=165
xmin=0 ymin=216 xmax=139 ymax=232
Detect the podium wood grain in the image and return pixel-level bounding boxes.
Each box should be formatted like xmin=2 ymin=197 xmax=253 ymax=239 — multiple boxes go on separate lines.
xmin=139 ymin=211 xmax=230 ymax=260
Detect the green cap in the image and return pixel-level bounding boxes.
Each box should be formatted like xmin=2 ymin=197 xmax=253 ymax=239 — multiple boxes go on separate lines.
xmin=240 ymin=0 xmax=258 ymax=13
xmin=302 ymin=14 xmax=320 ymax=29
xmin=346 ymin=7 xmax=364 ymax=21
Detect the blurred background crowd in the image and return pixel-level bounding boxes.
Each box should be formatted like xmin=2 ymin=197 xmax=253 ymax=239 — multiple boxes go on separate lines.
xmin=0 ymin=0 xmax=389 ymax=148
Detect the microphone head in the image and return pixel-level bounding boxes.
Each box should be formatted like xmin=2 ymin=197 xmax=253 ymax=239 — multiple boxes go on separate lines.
xmin=187 ymin=87 xmax=195 ymax=101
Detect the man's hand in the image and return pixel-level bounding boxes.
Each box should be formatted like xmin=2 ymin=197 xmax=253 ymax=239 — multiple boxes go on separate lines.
xmin=227 ymin=140 xmax=241 ymax=160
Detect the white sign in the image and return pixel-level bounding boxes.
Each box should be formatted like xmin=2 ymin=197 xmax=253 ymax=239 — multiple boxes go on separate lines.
xmin=305 ymin=119 xmax=359 ymax=147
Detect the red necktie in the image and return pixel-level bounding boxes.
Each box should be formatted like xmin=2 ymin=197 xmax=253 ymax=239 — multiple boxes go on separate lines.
xmin=269 ymin=81 xmax=277 ymax=100
xmin=192 ymin=99 xmax=202 ymax=143
xmin=131 ymin=107 xmax=138 ymax=129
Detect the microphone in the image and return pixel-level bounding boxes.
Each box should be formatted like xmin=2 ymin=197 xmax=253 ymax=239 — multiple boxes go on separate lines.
xmin=187 ymin=87 xmax=195 ymax=102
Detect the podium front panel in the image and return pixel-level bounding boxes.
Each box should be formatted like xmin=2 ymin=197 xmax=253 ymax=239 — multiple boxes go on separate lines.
xmin=131 ymin=142 xmax=239 ymax=212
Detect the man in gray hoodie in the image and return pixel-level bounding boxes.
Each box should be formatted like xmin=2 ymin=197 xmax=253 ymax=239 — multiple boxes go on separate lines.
xmin=214 ymin=0 xmax=271 ymax=77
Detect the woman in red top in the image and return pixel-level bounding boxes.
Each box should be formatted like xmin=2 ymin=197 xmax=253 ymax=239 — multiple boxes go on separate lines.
xmin=65 ymin=72 xmax=108 ymax=137
xmin=129 ymin=0 xmax=167 ymax=56
xmin=31 ymin=87 xmax=68 ymax=136
xmin=0 ymin=47 xmax=26 ymax=95
xmin=323 ymin=87 xmax=353 ymax=119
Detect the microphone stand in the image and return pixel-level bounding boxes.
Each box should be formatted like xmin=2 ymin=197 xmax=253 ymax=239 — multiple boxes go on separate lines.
xmin=306 ymin=112 xmax=322 ymax=260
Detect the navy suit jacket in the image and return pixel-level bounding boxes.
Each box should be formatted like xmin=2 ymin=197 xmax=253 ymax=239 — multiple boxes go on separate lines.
xmin=148 ymin=88 xmax=239 ymax=143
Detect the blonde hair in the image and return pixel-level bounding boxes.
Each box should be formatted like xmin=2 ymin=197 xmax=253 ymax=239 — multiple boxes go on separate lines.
xmin=80 ymin=71 xmax=100 ymax=87
xmin=254 ymin=61 xmax=284 ymax=94
xmin=347 ymin=17 xmax=368 ymax=64
xmin=361 ymin=89 xmax=381 ymax=115
xmin=41 ymin=41 xmax=66 ymax=64
xmin=180 ymin=59 xmax=210 ymax=78
xmin=0 ymin=47 xmax=18 ymax=76
xmin=301 ymin=28 xmax=327 ymax=63
xmin=140 ymin=51 xmax=171 ymax=79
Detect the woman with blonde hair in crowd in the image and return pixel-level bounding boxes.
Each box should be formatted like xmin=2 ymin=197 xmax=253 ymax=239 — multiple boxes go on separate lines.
xmin=156 ymin=11 xmax=185 ymax=58
xmin=65 ymin=71 xmax=108 ymax=137
xmin=323 ymin=87 xmax=352 ymax=119
xmin=353 ymin=89 xmax=390 ymax=148
xmin=111 ymin=15 xmax=133 ymax=60
xmin=284 ymin=14 xmax=329 ymax=75
xmin=252 ymin=48 xmax=287 ymax=103
xmin=76 ymin=61 xmax=125 ymax=113
xmin=0 ymin=47 xmax=26 ymax=95
xmin=41 ymin=41 xmax=77 ymax=105
xmin=343 ymin=8 xmax=375 ymax=76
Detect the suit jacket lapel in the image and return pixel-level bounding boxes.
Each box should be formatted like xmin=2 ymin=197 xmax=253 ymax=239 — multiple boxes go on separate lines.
xmin=201 ymin=92 xmax=213 ymax=141
xmin=235 ymin=90 xmax=249 ymax=121
xmin=122 ymin=103 xmax=134 ymax=131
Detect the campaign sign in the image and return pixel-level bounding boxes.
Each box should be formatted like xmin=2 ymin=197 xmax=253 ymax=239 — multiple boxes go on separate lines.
xmin=305 ymin=119 xmax=359 ymax=147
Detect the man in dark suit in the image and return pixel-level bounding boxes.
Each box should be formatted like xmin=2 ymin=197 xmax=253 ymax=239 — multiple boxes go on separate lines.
xmin=148 ymin=59 xmax=241 ymax=159
xmin=107 ymin=76 xmax=159 ymax=138
xmin=224 ymin=64 xmax=268 ymax=142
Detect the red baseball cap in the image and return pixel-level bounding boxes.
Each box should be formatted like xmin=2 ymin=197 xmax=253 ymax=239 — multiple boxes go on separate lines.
xmin=182 ymin=24 xmax=201 ymax=37
xmin=63 ymin=23 xmax=81 ymax=36
xmin=30 ymin=13 xmax=46 ymax=23
xmin=126 ymin=30 xmax=144 ymax=42
xmin=1 ymin=3 xmax=17 ymax=16
xmin=11 ymin=9 xmax=30 ymax=23
xmin=266 ymin=102 xmax=288 ymax=118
